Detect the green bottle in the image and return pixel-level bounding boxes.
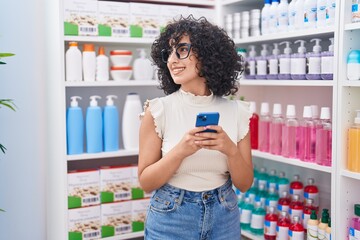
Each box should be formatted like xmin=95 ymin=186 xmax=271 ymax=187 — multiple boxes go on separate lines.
xmin=246 ymin=181 xmax=258 ymax=203
xmin=250 ymin=201 xmax=266 ymax=235
xmin=277 ymin=171 xmax=290 ymax=195
xmin=258 ymin=167 xmax=269 ymax=190
xmin=240 ymin=197 xmax=254 ymax=231
xmin=266 ymin=186 xmax=279 ymax=209
xmin=267 ymin=169 xmax=279 ymax=190
xmin=255 ymin=183 xmax=268 ymax=206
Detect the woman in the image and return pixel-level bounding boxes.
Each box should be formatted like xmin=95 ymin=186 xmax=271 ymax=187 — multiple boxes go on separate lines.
xmin=138 ymin=15 xmax=253 ymax=239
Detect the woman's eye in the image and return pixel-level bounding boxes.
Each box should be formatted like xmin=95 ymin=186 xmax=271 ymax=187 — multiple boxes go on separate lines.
xmin=178 ymin=46 xmax=188 ymax=53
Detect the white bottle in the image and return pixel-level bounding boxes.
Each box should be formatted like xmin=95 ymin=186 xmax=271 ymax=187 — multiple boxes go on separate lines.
xmin=261 ymin=0 xmax=272 ymax=35
xmin=304 ymin=0 xmax=317 ymax=29
xmin=256 ymin=44 xmax=269 ymax=79
xmin=267 ymin=43 xmax=280 ymax=79
xmin=269 ymin=0 xmax=280 ymax=33
xmin=295 ymin=0 xmax=305 ymax=30
xmin=83 ymin=43 xmax=96 ymax=82
xmin=65 ymin=42 xmax=82 ymax=82
xmin=321 ymin=38 xmax=334 ymax=80
xmin=291 ymin=40 xmax=307 ymax=80
xmin=317 ymin=0 xmax=327 ymax=28
xmin=246 ymin=45 xmax=257 ymax=79
xmin=288 ymin=0 xmax=297 ymax=31
xmin=122 ymin=93 xmax=143 ymax=150
xmin=133 ymin=49 xmax=153 ymax=81
xmin=278 ymin=41 xmax=292 ymax=80
xmin=306 ymin=38 xmax=322 ymax=80
xmin=326 ymin=0 xmax=336 ymax=26
xmin=277 ymin=0 xmax=289 ymax=32
xmin=96 ymin=46 xmax=109 ymax=82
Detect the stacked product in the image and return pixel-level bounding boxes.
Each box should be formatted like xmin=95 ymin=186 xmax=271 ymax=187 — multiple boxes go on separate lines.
xmin=224 ymin=13 xmax=233 ymax=38
xmin=250 ymin=9 xmax=261 ymax=37
xmin=110 ymin=50 xmax=133 ymax=81
xmin=241 ymin=11 xmax=250 ymax=38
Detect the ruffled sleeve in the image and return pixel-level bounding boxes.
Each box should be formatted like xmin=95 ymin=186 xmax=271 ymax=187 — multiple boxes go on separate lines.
xmin=236 ymin=100 xmax=252 ymax=142
xmin=143 ymin=98 xmax=164 ymax=139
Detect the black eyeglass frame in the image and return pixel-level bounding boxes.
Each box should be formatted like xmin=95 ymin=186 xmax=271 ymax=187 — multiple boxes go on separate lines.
xmin=161 ymin=43 xmax=192 ymax=63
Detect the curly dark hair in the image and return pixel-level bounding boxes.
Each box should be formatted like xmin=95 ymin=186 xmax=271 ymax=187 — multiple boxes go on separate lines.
xmin=151 ymin=15 xmax=242 ymax=96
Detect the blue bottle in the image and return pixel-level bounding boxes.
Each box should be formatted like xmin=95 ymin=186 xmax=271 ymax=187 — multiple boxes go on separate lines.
xmin=86 ymin=95 xmax=103 ymax=153
xmin=103 ymin=95 xmax=119 ymax=152
xmin=66 ymin=96 xmax=84 ymax=155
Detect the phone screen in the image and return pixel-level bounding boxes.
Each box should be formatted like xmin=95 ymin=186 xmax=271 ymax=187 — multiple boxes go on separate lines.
xmin=195 ymin=112 xmax=220 ymax=133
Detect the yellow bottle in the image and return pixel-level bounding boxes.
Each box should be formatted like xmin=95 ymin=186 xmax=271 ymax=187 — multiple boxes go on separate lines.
xmin=307 ymin=210 xmax=319 ymax=240
xmin=347 ymin=110 xmax=360 ymax=172
xmin=318 ymin=209 xmax=329 ymax=240
xmin=325 ymin=217 xmax=331 ymax=240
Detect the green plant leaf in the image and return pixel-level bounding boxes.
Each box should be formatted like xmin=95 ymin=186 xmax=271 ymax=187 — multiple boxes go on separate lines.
xmin=0 ymin=209 xmax=5 ymax=212
xmin=0 ymin=99 xmax=16 ymax=111
xmin=0 ymin=144 xmax=6 ymax=154
xmin=0 ymin=53 xmax=15 ymax=58
xmin=0 ymin=61 xmax=5 ymax=64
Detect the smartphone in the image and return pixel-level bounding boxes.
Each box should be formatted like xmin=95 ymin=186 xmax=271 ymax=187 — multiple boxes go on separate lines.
xmin=195 ymin=112 xmax=220 ymax=133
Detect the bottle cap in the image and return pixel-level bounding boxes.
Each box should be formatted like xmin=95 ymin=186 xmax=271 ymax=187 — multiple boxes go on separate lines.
xmin=328 ymin=38 xmax=334 ymax=52
xmin=272 ymin=43 xmax=280 ymax=56
xmin=268 ymin=206 xmax=275 ymax=213
xmin=305 ymin=198 xmax=314 ymax=205
xmin=106 ymin=95 xmax=117 ymax=106
xmin=137 ymin=48 xmax=147 ymax=58
xmin=248 ymin=45 xmax=257 ymax=58
xmin=89 ymin=95 xmax=101 ymax=107
xmin=347 ymin=50 xmax=360 ymax=64
xmin=279 ymin=171 xmax=285 ymax=178
xmin=270 ymin=169 xmax=276 ymax=176
xmin=286 ymin=105 xmax=296 ymax=117
xmin=249 ymin=101 xmax=256 ymax=114
xmin=273 ymin=103 xmax=282 ymax=115
xmin=280 ymin=211 xmax=288 ymax=218
xmin=320 ymin=107 xmax=331 ymax=120
xmin=281 ymin=191 xmax=288 ymax=198
xmin=310 ymin=209 xmax=317 ymax=220
xmin=303 ymin=106 xmax=312 ymax=118
xmin=293 ymin=215 xmax=300 ymax=222
xmin=69 ymin=42 xmax=78 ymax=47
xmin=293 ymin=174 xmax=300 ymax=181
xmin=292 ymin=194 xmax=300 ymax=201
xmin=311 ymin=105 xmax=319 ymax=118
xmin=261 ymin=44 xmax=269 ymax=57
xmin=83 ymin=44 xmax=95 ymax=52
xmin=98 ymin=46 xmax=106 ymax=55
xmin=260 ymin=102 xmax=269 ymax=115
xmin=355 ymin=204 xmax=360 ymax=216
xmin=70 ymin=96 xmax=81 ymax=107
xmin=328 ymin=217 xmax=331 ymax=227
xmin=307 ymin=178 xmax=315 ymax=185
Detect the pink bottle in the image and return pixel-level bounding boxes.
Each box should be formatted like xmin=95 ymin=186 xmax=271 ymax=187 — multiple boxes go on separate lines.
xmin=259 ymin=102 xmax=271 ymax=152
xmin=249 ymin=101 xmax=259 ymax=150
xmin=281 ymin=104 xmax=299 ymax=158
xmin=289 ymin=194 xmax=304 ymax=223
xmin=289 ymin=215 xmax=304 ymax=239
xmin=315 ymin=107 xmax=332 ymax=166
xmin=270 ymin=103 xmax=283 ymax=155
xmin=289 ymin=175 xmax=304 ymax=201
xmin=310 ymin=105 xmax=320 ymax=157
xmin=264 ymin=206 xmax=278 ymax=240
xmin=276 ymin=211 xmax=291 ymax=240
xmin=349 ymin=204 xmax=360 ymax=239
xmin=298 ymin=106 xmax=316 ymax=162
xmin=303 ymin=178 xmax=319 ymax=207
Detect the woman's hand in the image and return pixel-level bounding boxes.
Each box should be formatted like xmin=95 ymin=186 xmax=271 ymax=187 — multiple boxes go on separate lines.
xmin=175 ymin=127 xmax=207 ymax=158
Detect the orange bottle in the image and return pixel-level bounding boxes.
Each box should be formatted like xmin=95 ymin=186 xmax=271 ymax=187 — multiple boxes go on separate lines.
xmin=348 ymin=110 xmax=360 ymax=172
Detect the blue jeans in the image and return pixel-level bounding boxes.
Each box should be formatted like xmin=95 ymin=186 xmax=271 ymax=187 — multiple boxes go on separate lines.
xmin=145 ymin=179 xmax=241 ymax=240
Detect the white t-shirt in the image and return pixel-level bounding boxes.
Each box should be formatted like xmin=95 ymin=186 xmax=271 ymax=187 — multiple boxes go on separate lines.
xmin=147 ymin=89 xmax=251 ymax=192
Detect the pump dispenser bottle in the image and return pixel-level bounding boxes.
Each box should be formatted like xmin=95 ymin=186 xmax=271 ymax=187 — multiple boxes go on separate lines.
xmin=86 ymin=95 xmax=103 ymax=153
xmin=246 ymin=45 xmax=257 ymax=79
xmin=103 ymin=95 xmax=119 ymax=152
xmin=267 ymin=43 xmax=280 ymax=79
xmin=259 ymin=102 xmax=271 ymax=152
xmin=291 ymin=40 xmax=307 ymax=80
xmin=270 ymin=103 xmax=283 ymax=155
xmin=133 ymin=48 xmax=153 ymax=81
xmin=321 ymin=38 xmax=334 ymax=80
xmin=306 ymin=38 xmax=322 ymax=80
xmin=96 ymin=46 xmax=109 ymax=82
xmin=279 ymin=41 xmax=292 ymax=80
xmin=347 ymin=110 xmax=360 ymax=172
xmin=256 ymin=44 xmax=269 ymax=79
xmin=65 ymin=42 xmax=82 ymax=82
xmin=66 ymin=96 xmax=84 ymax=155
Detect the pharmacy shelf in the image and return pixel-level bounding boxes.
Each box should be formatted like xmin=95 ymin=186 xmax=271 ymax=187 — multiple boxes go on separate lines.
xmin=344 ymin=22 xmax=360 ymax=31
xmin=221 ymin=0 xmax=251 ymax=5
xmin=65 ymin=80 xmax=158 ymax=87
xmin=241 ymin=230 xmax=264 ymax=240
xmin=234 ymin=27 xmax=335 ymax=45
xmin=341 ymin=81 xmax=360 ymax=87
xmin=67 ymin=149 xmax=138 ymax=161
xmin=239 ymin=80 xmax=334 ymax=87
xmin=148 ymin=0 xmax=215 ymax=6
xmin=252 ymin=150 xmax=332 ymax=173
xmin=64 ymin=36 xmax=155 ymax=45
xmin=341 ymin=170 xmax=360 ymax=181
xmin=103 ymin=231 xmax=144 ymax=240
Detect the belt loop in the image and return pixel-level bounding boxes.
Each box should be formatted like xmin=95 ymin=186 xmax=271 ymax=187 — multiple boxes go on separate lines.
xmin=176 ymin=189 xmax=185 ymax=205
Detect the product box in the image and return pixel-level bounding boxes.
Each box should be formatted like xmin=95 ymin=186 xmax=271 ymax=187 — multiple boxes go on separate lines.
xmin=63 ymin=0 xmax=98 ymax=36
xmin=132 ymin=198 xmax=150 ymax=232
xmin=100 ymin=166 xmax=132 ymax=203
xmin=68 ymin=169 xmax=100 ymax=209
xmin=101 ymin=201 xmax=132 ymax=238
xmin=129 ymin=3 xmax=161 ymax=38
xmin=68 ymin=205 xmax=101 ymax=240
xmin=160 ymin=5 xmax=189 ymax=32
xmin=97 ymin=1 xmax=130 ymax=37
xmin=188 ymin=7 xmax=216 ymax=23
xmin=131 ymin=166 xmax=153 ymax=199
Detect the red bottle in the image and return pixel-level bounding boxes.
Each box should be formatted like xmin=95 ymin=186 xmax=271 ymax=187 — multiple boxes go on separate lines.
xmin=302 ymin=198 xmax=319 ymax=232
xmin=303 ymin=178 xmax=319 ymax=207
xmin=264 ymin=206 xmax=278 ymax=240
xmin=289 ymin=194 xmax=304 ymax=223
xmin=276 ymin=211 xmax=291 ymax=240
xmin=277 ymin=191 xmax=291 ymax=213
xmin=289 ymin=215 xmax=304 ymax=239
xmin=249 ymin=101 xmax=259 ymax=149
xmin=289 ymin=175 xmax=304 ymax=201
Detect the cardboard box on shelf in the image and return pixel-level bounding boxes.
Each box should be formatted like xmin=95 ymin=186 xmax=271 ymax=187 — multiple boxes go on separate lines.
xmin=129 ymin=3 xmax=161 ymax=38
xmin=98 ymin=1 xmax=130 ymax=37
xmin=100 ymin=166 xmax=132 ymax=203
xmin=101 ymin=201 xmax=132 ymax=238
xmin=68 ymin=205 xmax=101 ymax=240
xmin=132 ymin=198 xmax=150 ymax=232
xmin=160 ymin=4 xmax=189 ymax=32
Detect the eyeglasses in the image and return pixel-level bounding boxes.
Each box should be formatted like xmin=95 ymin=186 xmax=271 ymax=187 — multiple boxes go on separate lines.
xmin=161 ymin=43 xmax=192 ymax=63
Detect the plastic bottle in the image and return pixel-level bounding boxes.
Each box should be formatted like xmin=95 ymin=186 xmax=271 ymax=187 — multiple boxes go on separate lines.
xmin=288 ymin=0 xmax=297 ymax=31
xmin=277 ymin=191 xmax=291 ymax=213
xmin=349 ymin=204 xmax=360 ymax=240
xmin=289 ymin=194 xmax=304 ymax=222
xmin=65 ymin=42 xmax=82 ymax=82
xmin=264 ymin=206 xmax=278 ymax=240
xmin=321 ymin=38 xmax=334 ymax=80
xmin=304 ymin=0 xmax=317 ymax=29
xmin=276 ymin=211 xmax=291 ymax=240
xmin=278 ymin=41 xmax=292 ymax=80
xmin=267 ymin=43 xmax=280 ymax=79
xmin=269 ymin=0 xmax=280 ymax=33
xmin=270 ymin=103 xmax=283 ymax=155
xmin=256 ymin=44 xmax=269 ymax=79
xmin=277 ymin=171 xmax=290 ymax=196
xmin=82 ymin=43 xmax=96 ymax=82
xmin=240 ymin=197 xmax=254 ymax=231
xmin=302 ymin=198 xmax=318 ymax=232
xmin=122 ymin=93 xmax=143 ymax=150
xmin=298 ymin=106 xmax=315 ymax=162
xmin=315 ymin=107 xmax=332 ymax=166
xmin=348 ymin=110 xmax=360 ymax=172
xmin=266 ymin=186 xmax=279 ymax=209
xmin=258 ymin=167 xmax=269 ymax=190
xmin=306 ymin=38 xmax=322 ymax=80
xmin=295 ymin=0 xmax=305 ymax=30
xmin=86 ymin=95 xmax=103 ymax=153
xmin=281 ymin=104 xmax=299 ymax=158
xmin=325 ymin=217 xmax=331 ymax=240
xmin=303 ymin=178 xmax=319 ymax=207
xmin=317 ymin=0 xmax=327 ymax=28
xmin=250 ymin=201 xmax=266 ymax=235
xmin=245 ymin=181 xmax=259 ymax=203
xmin=277 ymin=0 xmax=289 ymax=32
xmin=347 ymin=50 xmax=360 ymax=81
xmin=255 ymin=183 xmax=268 ymax=206
xmin=307 ymin=209 xmax=319 ymax=240
xmin=133 ymin=49 xmax=153 ymax=81
xmin=289 ymin=215 xmax=304 ymax=239
xmin=259 ymin=102 xmax=271 ymax=152
xmin=253 ymin=164 xmax=259 ymax=188
xmin=249 ymin=101 xmax=259 ymax=149
xmin=96 ymin=46 xmax=109 ymax=82
xmin=290 ymin=174 xmax=304 ymax=200
xmin=103 ymin=95 xmax=119 ymax=152
xmin=267 ymin=169 xmax=279 ymax=190
xmin=261 ymin=0 xmax=272 ymax=35
xmin=311 ymin=105 xmax=320 ymax=156
xmin=317 ymin=209 xmax=329 ymax=240
xmin=66 ymin=96 xmax=84 ymax=155
xmin=291 ymin=40 xmax=307 ymax=80
xmin=326 ymin=0 xmax=336 ymax=26
xmin=246 ymin=45 xmax=257 ymax=79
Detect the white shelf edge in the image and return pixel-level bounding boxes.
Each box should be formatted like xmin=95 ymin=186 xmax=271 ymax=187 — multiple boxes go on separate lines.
xmin=103 ymin=231 xmax=144 ymax=240
xmin=221 ymin=0 xmax=247 ymax=5
xmin=239 ymin=80 xmax=334 ymax=87
xmin=235 ymin=27 xmax=334 ymax=44
xmin=340 ymin=81 xmax=360 ymax=87
xmin=345 ymin=22 xmax=360 ymax=31
xmin=64 ymin=36 xmax=155 ymax=45
xmin=67 ymin=149 xmax=138 ymax=161
xmin=65 ymin=80 xmax=159 ymax=87
xmin=149 ymin=0 xmax=215 ymax=6
xmin=341 ymin=169 xmax=360 ymax=181
xmin=252 ymin=150 xmax=332 ymax=173
xmin=241 ymin=230 xmax=264 ymax=240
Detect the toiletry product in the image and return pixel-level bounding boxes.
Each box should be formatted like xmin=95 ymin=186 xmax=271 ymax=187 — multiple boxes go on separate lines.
xmin=249 ymin=101 xmax=259 ymax=149
xmin=256 ymin=44 xmax=269 ymax=79
xmin=267 ymin=169 xmax=278 ymax=190
xmin=349 ymin=204 xmax=360 ymax=240
xmin=277 ymin=0 xmax=289 ymax=32
xmin=276 ymin=211 xmax=291 ymax=240
xmin=83 ymin=43 xmax=96 ymax=82
xmin=289 ymin=194 xmax=303 ymax=222
xmin=353 ymin=1 xmax=360 ymax=22
xmin=304 ymin=0 xmax=317 ymax=29
xmin=347 ymin=50 xmax=360 ymax=80
xmin=250 ymin=201 xmax=266 ymax=235
xmin=303 ymin=178 xmax=319 ymax=207
xmin=288 ymin=0 xmax=297 ymax=30
xmin=233 ymin=13 xmax=241 ymax=39
xmin=267 ymin=43 xmax=280 ymax=79
xmin=133 ymin=48 xmax=153 ymax=81
xmin=321 ymin=38 xmax=334 ymax=80
xmin=317 ymin=0 xmax=327 ymax=28
xmin=347 ymin=110 xmax=360 ymax=172
xmin=65 ymin=42 xmax=82 ymax=82
xmin=315 ymin=107 xmax=332 ymax=166
xmin=278 ymin=191 xmax=291 ymax=213
xmin=103 ymin=95 xmax=119 ymax=152
xmin=290 ymin=174 xmax=304 ymax=200
xmin=270 ymin=103 xmax=283 ymax=155
xmin=240 ymin=197 xmax=254 ymax=231
xmin=246 ymin=45 xmax=257 ymax=79
xmin=265 ymin=186 xmax=279 ymax=209
xmin=307 ymin=210 xmax=319 ymax=240
xmin=250 ymin=9 xmax=261 ymax=37
xmin=281 ymin=104 xmax=298 ymax=158
xmin=279 ymin=41 xmax=292 ymax=80
xmin=295 ymin=0 xmax=305 ymax=30
xmin=325 ymin=217 xmax=331 ymax=240
xmin=269 ymin=0 xmax=280 ymax=33
xmin=96 ymin=46 xmax=109 ymax=82
xmin=306 ymin=38 xmax=322 ymax=80
xmin=277 ymin=171 xmax=290 ymax=196
xmin=66 ymin=96 xmax=84 ymax=155
xmin=255 ymin=183 xmax=268 ymax=206
xmin=291 ymin=40 xmax=307 ymax=80
xmin=302 ymin=198 xmax=318 ymax=232
xmin=317 ymin=209 xmax=329 ymax=240
xmin=246 ymin=181 xmax=259 ymax=203
xmin=86 ymin=95 xmax=103 ymax=153
xmin=289 ymin=215 xmax=304 ymax=239
xmin=326 ymin=0 xmax=336 ymax=25
xmin=264 ymin=206 xmax=278 ymax=240
xmin=298 ymin=106 xmax=315 ymax=162
xmin=259 ymin=102 xmax=271 ymax=152
xmin=258 ymin=167 xmax=269 ymax=190
xmin=261 ymin=0 xmax=272 ymax=35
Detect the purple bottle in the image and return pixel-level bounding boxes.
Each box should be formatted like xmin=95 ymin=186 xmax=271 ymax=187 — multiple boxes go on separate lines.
xmin=306 ymin=38 xmax=322 ymax=80
xmin=278 ymin=41 xmax=292 ymax=80
xmin=321 ymin=38 xmax=334 ymax=80
xmin=256 ymin=44 xmax=269 ymax=79
xmin=267 ymin=43 xmax=280 ymax=80
xmin=246 ymin=45 xmax=257 ymax=79
xmin=291 ymin=40 xmax=307 ymax=80
xmin=270 ymin=103 xmax=283 ymax=155
xmin=315 ymin=107 xmax=332 ymax=166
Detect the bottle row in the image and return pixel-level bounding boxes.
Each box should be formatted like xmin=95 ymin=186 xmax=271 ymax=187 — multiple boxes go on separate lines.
xmin=248 ymin=102 xmax=332 ymax=166
xmin=66 ymin=93 xmax=143 ymax=155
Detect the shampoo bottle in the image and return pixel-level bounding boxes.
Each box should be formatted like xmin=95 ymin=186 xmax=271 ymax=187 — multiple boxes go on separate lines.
xmin=65 ymin=42 xmax=82 ymax=82
xmin=307 ymin=210 xmax=319 ymax=240
xmin=267 ymin=43 xmax=280 ymax=79
xmin=291 ymin=40 xmax=307 ymax=80
xmin=249 ymin=101 xmax=259 ymax=149
xmin=270 ymin=103 xmax=283 ymax=155
xmin=281 ymin=104 xmax=299 ymax=158
xmin=86 ymin=95 xmax=103 ymax=153
xmin=315 ymin=107 xmax=332 ymax=166
xmin=256 ymin=44 xmax=269 ymax=79
xmin=83 ymin=44 xmax=96 ymax=82
xmin=66 ymin=96 xmax=84 ymax=155
xmin=348 ymin=110 xmax=360 ymax=172
xmin=278 ymin=41 xmax=292 ymax=80
xmin=306 ymin=38 xmax=322 ymax=80
xmin=321 ymin=38 xmax=334 ymax=80
xmin=103 ymin=95 xmax=119 ymax=152
xmin=259 ymin=102 xmax=271 ymax=152
xmin=96 ymin=46 xmax=109 ymax=82
xmin=246 ymin=45 xmax=257 ymax=79
xmin=133 ymin=49 xmax=153 ymax=81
